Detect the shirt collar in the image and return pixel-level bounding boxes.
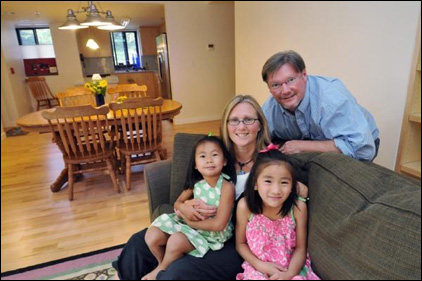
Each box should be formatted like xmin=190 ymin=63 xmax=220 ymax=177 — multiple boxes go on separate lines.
xmin=296 ymin=80 xmax=310 ymax=114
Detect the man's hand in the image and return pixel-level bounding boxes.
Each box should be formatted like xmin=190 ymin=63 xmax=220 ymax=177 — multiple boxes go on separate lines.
xmin=280 ymin=140 xmax=305 ymax=155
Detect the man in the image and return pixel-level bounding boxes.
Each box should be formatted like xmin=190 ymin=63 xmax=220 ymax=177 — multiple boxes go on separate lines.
xmin=262 ymin=50 xmax=379 ymax=161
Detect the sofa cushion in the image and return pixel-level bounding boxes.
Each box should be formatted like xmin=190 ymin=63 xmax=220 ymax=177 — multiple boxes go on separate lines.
xmin=169 ymin=133 xmax=206 ymax=204
xmin=307 ymin=152 xmax=421 ymax=279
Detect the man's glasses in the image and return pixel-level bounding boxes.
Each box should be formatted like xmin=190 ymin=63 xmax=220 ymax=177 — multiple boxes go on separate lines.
xmin=269 ymin=75 xmax=300 ymax=90
xmin=227 ymin=118 xmax=259 ymax=126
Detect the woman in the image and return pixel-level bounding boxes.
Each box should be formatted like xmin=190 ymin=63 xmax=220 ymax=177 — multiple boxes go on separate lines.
xmin=113 ymin=95 xmax=304 ymax=279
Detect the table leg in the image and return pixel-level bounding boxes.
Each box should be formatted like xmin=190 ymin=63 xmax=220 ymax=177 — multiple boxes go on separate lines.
xmin=50 ymin=168 xmax=69 ymax=192
xmin=49 ymin=133 xmax=69 ymax=192
xmin=49 ymin=134 xmax=84 ymax=192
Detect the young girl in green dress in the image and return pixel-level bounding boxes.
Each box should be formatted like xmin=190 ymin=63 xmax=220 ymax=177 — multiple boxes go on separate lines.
xmin=142 ymin=136 xmax=237 ymax=280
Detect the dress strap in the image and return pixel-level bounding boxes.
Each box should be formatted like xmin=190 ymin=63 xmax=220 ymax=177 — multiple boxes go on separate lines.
xmin=297 ymin=195 xmax=309 ymax=203
xmin=290 ymin=208 xmax=296 ymax=226
xmin=221 ymin=173 xmax=230 ymax=180
xmin=248 ymin=213 xmax=254 ymax=222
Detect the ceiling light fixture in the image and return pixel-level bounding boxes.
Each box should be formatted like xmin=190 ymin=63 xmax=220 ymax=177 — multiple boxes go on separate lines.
xmin=59 ymin=1 xmax=125 ymax=30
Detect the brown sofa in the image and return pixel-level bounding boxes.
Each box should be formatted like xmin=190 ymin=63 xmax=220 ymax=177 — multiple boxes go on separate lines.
xmin=145 ymin=133 xmax=421 ymax=279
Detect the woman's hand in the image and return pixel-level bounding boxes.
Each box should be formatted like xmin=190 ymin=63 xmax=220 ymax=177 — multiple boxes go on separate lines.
xmin=176 ymin=199 xmax=217 ymax=221
xmin=296 ymin=181 xmax=308 ymax=198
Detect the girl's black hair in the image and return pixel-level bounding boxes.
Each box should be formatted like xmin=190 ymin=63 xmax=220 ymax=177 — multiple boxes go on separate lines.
xmin=245 ymin=149 xmax=298 ymax=217
xmin=185 ymin=136 xmax=237 ymax=189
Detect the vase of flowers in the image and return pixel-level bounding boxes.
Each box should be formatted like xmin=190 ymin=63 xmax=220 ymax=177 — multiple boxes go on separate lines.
xmin=85 ymin=74 xmax=108 ymax=106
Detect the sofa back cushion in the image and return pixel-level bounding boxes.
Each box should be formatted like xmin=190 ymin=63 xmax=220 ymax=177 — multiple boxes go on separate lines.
xmin=170 ymin=133 xmax=206 ymax=204
xmin=307 ymin=152 xmax=421 ymax=279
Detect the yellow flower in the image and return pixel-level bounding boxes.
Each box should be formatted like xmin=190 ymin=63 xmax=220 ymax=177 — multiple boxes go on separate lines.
xmin=116 ymin=95 xmax=128 ymax=104
xmin=85 ymin=76 xmax=107 ymax=96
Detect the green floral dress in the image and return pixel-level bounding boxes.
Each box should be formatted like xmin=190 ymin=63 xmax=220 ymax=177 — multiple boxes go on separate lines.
xmin=150 ymin=174 xmax=234 ymax=257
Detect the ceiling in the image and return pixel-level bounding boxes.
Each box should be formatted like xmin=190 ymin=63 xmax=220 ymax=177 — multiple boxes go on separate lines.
xmin=1 ymin=1 xmax=165 ymax=28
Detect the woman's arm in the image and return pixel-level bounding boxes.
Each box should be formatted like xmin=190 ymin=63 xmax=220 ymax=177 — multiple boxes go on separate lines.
xmin=296 ymin=181 xmax=309 ymax=198
xmin=176 ymin=198 xmax=217 ymax=221
xmin=236 ymin=198 xmax=286 ymax=278
xmin=270 ymin=201 xmax=308 ymax=280
xmin=183 ymin=181 xmax=235 ymax=232
xmin=173 ymin=189 xmax=200 ymax=220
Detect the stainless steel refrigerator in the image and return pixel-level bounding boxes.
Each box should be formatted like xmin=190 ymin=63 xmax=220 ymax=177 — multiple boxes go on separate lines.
xmin=156 ymin=34 xmax=172 ymax=99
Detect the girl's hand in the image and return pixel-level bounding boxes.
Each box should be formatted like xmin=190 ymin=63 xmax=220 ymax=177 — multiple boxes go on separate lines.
xmin=185 ymin=199 xmax=217 ymax=218
xmin=269 ymin=271 xmax=294 ymax=280
xmin=258 ymin=262 xmax=287 ymax=278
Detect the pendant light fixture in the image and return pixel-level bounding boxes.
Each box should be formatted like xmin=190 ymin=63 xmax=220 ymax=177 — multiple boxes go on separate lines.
xmin=59 ymin=1 xmax=126 ymax=30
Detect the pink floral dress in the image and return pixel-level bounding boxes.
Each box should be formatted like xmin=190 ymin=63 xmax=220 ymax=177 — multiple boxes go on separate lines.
xmin=236 ymin=210 xmax=320 ymax=280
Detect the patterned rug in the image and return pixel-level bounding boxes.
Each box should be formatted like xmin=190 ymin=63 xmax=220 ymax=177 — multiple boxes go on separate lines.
xmin=0 ymin=244 xmax=124 ymax=280
xmin=5 ymin=127 xmax=28 ymax=137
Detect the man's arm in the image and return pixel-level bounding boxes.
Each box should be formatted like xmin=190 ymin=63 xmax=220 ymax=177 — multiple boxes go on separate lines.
xmin=280 ymin=139 xmax=340 ymax=155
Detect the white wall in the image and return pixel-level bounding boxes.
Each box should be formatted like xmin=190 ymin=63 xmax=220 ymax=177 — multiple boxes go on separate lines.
xmin=1 ymin=20 xmax=33 ymax=126
xmin=165 ymin=1 xmax=235 ymax=124
xmin=235 ymin=1 xmax=421 ymax=170
xmin=0 ymin=20 xmax=84 ymax=126
xmin=46 ymin=23 xmax=84 ymax=93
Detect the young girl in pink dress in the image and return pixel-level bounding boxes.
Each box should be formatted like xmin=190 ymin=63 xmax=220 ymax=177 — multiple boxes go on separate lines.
xmin=236 ymin=145 xmax=319 ymax=280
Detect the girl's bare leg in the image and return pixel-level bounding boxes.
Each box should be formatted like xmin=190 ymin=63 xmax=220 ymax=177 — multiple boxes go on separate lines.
xmin=142 ymin=232 xmax=194 ymax=280
xmin=144 ymin=226 xmax=170 ymax=264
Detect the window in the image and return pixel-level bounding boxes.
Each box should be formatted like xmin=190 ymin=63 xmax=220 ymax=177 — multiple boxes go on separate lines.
xmin=16 ymin=28 xmax=53 ymax=45
xmin=110 ymin=31 xmax=140 ymax=70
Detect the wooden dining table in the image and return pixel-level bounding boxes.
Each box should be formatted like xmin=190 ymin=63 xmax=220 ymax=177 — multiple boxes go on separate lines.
xmin=16 ymin=99 xmax=182 ymax=192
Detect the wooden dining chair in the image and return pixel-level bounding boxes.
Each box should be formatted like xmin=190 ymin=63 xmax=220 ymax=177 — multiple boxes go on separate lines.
xmin=41 ymin=105 xmax=120 ymax=200
xmin=25 ymin=77 xmax=59 ymax=110
xmin=108 ymin=83 xmax=148 ymax=101
xmin=57 ymin=91 xmax=96 ymax=107
xmin=109 ymin=97 xmax=166 ymax=190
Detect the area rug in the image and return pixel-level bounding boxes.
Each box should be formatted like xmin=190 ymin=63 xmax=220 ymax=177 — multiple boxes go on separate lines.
xmin=5 ymin=127 xmax=28 ymax=137
xmin=0 ymin=244 xmax=124 ymax=280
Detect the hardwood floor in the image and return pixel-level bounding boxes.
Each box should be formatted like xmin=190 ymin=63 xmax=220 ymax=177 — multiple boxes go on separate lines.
xmin=0 ymin=120 xmax=220 ymax=272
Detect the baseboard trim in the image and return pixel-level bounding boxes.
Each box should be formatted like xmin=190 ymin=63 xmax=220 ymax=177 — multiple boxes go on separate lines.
xmin=174 ymin=115 xmax=221 ymax=125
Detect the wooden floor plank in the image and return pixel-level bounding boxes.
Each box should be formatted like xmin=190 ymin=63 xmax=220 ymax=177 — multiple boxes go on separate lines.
xmin=1 ymin=120 xmax=220 ymax=272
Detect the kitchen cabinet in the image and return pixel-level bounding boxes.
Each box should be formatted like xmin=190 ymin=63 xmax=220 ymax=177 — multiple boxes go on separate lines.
xmin=115 ymin=71 xmax=161 ymax=98
xmin=395 ymin=14 xmax=421 ymax=180
xmin=77 ymin=28 xmax=112 ymax=58
xmin=139 ymin=27 xmax=160 ymax=55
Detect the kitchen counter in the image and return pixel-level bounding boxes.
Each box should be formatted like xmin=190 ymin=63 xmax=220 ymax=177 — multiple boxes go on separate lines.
xmin=113 ymin=70 xmax=157 ymax=74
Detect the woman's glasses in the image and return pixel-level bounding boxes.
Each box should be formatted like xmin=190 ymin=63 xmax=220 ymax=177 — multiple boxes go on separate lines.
xmin=227 ymin=118 xmax=259 ymax=126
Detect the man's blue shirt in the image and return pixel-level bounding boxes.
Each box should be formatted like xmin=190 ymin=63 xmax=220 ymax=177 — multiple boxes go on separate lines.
xmin=262 ymin=75 xmax=379 ymax=161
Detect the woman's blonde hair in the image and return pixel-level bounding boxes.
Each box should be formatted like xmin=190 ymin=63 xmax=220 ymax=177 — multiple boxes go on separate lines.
xmin=220 ymin=95 xmax=271 ymax=160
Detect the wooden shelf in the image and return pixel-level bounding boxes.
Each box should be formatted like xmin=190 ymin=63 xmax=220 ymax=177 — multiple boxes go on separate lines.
xmin=409 ymin=112 xmax=421 ymax=123
xmin=395 ymin=14 xmax=420 ymax=180
xmin=401 ymin=160 xmax=421 ymax=178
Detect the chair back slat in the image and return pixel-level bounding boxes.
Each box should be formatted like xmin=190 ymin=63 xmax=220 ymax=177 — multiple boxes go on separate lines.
xmin=42 ymin=105 xmax=110 ymax=159
xmin=108 ymin=84 xmax=148 ymax=101
xmin=25 ymin=77 xmax=53 ymax=100
xmin=141 ymin=110 xmax=147 ymax=147
xmin=109 ymin=98 xmax=163 ymax=154
xmin=25 ymin=77 xmax=59 ymax=110
xmin=72 ymin=119 xmax=85 ymax=156
xmin=57 ymin=91 xmax=96 ymax=107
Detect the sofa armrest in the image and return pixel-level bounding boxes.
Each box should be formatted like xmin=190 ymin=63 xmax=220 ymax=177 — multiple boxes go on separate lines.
xmin=144 ymin=159 xmax=172 ymax=222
